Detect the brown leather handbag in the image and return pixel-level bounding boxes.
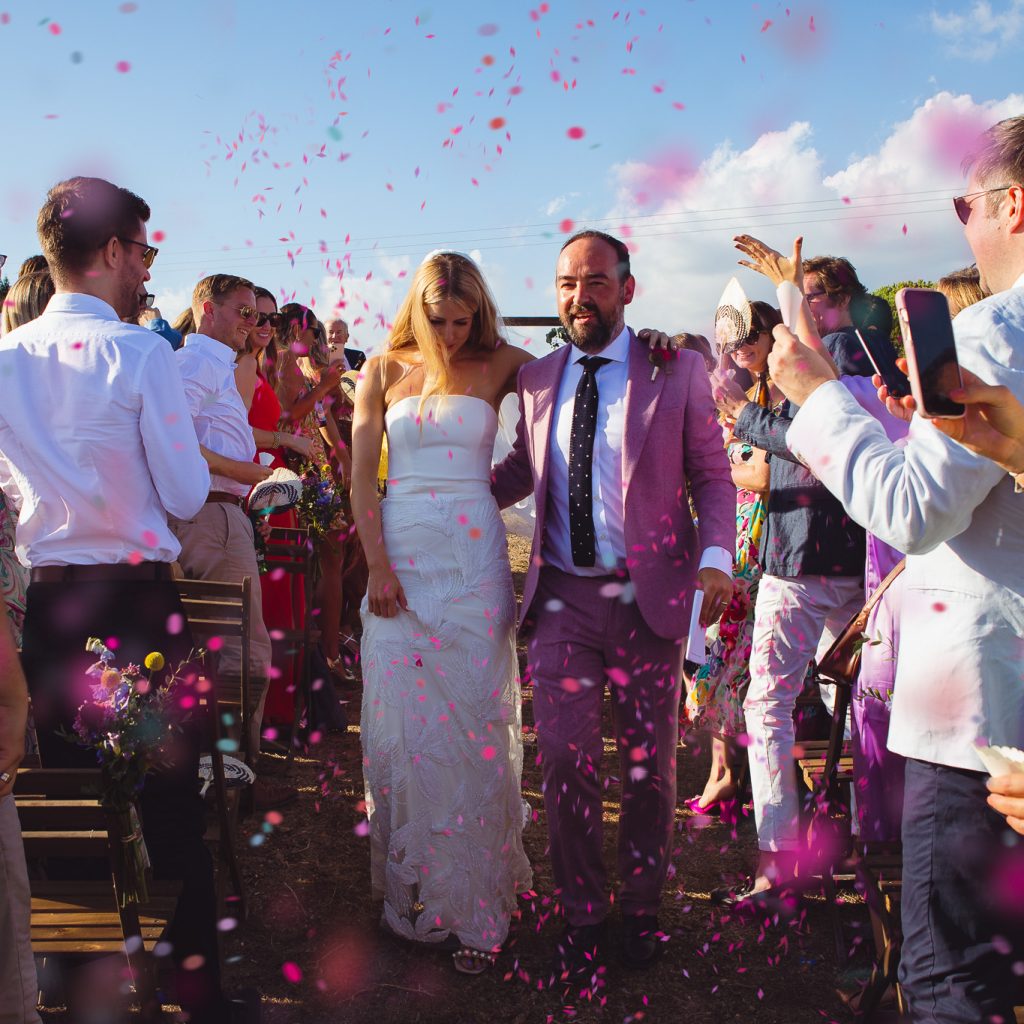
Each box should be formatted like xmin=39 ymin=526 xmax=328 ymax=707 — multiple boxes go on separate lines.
xmin=816 ymin=559 xmax=906 ymax=688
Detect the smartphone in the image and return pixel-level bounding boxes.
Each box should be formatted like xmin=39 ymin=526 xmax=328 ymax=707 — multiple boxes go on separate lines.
xmin=855 ymin=328 xmax=910 ymax=399
xmin=895 ymin=288 xmax=965 ymax=419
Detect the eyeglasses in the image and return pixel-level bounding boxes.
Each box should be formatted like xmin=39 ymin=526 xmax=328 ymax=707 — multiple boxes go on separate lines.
xmin=117 ymin=237 xmax=159 ymax=268
xmin=217 ymin=302 xmax=259 ymax=322
xmin=255 ymin=312 xmax=280 ymax=328
xmin=953 ymin=185 xmax=1013 ymax=225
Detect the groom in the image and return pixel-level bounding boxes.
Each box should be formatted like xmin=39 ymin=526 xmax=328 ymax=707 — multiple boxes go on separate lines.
xmin=492 ymin=231 xmax=735 ymax=988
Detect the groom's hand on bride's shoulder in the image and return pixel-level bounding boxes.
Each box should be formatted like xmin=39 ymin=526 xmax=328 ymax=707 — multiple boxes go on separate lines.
xmin=637 ymin=328 xmax=676 ymax=352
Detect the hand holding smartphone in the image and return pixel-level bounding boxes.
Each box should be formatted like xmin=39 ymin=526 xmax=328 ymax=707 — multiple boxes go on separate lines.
xmin=895 ymin=287 xmax=965 ymax=419
xmin=855 ymin=327 xmax=910 ymax=400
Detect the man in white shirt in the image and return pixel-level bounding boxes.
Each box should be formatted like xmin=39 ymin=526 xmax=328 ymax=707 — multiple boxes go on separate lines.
xmin=169 ymin=275 xmax=285 ymax=799
xmin=0 ymin=177 xmax=253 ymax=1023
xmin=767 ymin=117 xmax=1024 ymax=1023
xmin=493 ymin=231 xmax=735 ymax=987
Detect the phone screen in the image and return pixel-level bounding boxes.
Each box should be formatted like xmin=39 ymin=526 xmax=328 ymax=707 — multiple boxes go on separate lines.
xmin=856 ymin=328 xmax=909 ymax=399
xmin=900 ymin=290 xmax=965 ymax=417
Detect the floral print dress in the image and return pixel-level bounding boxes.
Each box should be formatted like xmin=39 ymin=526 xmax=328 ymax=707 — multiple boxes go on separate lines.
xmin=683 ymin=376 xmax=776 ymax=737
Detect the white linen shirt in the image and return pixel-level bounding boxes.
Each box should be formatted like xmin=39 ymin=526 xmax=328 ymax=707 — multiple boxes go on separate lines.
xmin=175 ymin=334 xmax=256 ymax=498
xmin=787 ymin=273 xmax=1024 ymax=772
xmin=543 ymin=326 xmax=731 ymax=578
xmin=0 ymin=293 xmax=209 ymax=566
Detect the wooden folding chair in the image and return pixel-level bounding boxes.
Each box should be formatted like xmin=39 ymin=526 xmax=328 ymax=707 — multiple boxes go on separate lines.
xmin=848 ymin=840 xmax=905 ymax=1019
xmin=797 ymin=669 xmax=855 ymax=965
xmin=264 ymin=526 xmax=320 ymax=766
xmin=15 ymin=768 xmax=181 ymax=1024
xmin=174 ymin=577 xmax=251 ymax=915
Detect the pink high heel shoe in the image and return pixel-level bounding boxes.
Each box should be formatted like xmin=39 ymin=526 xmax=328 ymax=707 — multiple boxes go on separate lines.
xmin=684 ymin=794 xmax=740 ymax=824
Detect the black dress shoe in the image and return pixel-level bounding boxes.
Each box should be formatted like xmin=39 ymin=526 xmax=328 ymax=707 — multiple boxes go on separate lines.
xmin=621 ymin=913 xmax=663 ymax=969
xmin=549 ymin=921 xmax=607 ymax=995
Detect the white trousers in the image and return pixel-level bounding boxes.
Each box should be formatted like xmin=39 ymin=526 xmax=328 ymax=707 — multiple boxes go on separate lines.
xmin=0 ymin=795 xmax=42 ymax=1024
xmin=743 ymin=574 xmax=863 ymax=853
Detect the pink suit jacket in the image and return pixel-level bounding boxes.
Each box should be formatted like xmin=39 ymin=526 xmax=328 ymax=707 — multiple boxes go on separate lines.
xmin=492 ymin=333 xmax=736 ymax=641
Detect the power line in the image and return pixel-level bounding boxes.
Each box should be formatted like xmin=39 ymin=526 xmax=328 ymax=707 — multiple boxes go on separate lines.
xmin=156 ymin=185 xmax=962 ymax=260
xmin=154 ymin=202 xmax=954 ymax=273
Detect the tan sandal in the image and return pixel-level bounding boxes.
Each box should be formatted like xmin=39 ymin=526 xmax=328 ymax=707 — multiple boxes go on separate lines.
xmin=452 ymin=947 xmax=497 ymax=975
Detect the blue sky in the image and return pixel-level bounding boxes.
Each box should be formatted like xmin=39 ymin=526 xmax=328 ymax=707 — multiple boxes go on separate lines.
xmin=2 ymin=0 xmax=1023 ymax=350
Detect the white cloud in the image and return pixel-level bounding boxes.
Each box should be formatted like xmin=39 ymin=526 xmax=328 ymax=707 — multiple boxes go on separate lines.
xmin=602 ymin=91 xmax=1024 ymax=340
xmin=544 ymin=192 xmax=581 ymax=217
xmin=931 ymin=0 xmax=1024 ymax=60
xmin=152 ymin=285 xmax=194 ymax=324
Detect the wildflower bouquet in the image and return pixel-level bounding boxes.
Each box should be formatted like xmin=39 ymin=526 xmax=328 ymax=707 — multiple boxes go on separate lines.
xmin=62 ymin=638 xmax=187 ymax=904
xmin=295 ymin=461 xmax=346 ymax=537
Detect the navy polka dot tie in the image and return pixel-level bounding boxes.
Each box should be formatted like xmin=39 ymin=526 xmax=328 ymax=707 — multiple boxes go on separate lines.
xmin=568 ymin=355 xmax=610 ymax=567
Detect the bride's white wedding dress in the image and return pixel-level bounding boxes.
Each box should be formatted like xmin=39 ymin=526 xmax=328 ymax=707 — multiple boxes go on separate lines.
xmin=360 ymin=394 xmax=532 ymax=953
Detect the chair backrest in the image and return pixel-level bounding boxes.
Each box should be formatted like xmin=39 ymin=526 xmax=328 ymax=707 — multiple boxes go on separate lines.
xmin=264 ymin=525 xmax=315 ymax=588
xmin=14 ymin=768 xmax=125 ymax=888
xmin=175 ymin=576 xmax=251 ymax=683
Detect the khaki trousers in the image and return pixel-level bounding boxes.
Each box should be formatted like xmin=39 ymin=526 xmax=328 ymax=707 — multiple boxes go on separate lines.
xmin=170 ymin=502 xmax=273 ymax=757
xmin=0 ymin=795 xmax=42 ymax=1024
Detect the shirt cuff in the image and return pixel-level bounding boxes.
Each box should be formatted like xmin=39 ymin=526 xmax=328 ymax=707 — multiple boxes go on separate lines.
xmin=699 ymin=546 xmax=733 ymax=577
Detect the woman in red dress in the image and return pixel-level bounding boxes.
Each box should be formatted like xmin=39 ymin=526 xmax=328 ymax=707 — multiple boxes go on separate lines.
xmin=235 ymin=288 xmax=312 ymax=725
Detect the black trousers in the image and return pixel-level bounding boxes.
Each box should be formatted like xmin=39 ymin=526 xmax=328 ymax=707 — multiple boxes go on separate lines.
xmin=21 ymin=578 xmax=222 ymax=1015
xmin=900 ymin=758 xmax=1024 ymax=1023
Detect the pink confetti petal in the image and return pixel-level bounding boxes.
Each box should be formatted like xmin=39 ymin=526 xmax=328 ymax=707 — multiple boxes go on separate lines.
xmin=566 ymin=125 xmax=585 ymax=140
xmin=115 ymin=60 xmax=131 ymax=73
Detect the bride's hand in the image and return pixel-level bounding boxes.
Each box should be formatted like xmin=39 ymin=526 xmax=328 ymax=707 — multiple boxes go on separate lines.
xmin=366 ymin=565 xmax=409 ymax=618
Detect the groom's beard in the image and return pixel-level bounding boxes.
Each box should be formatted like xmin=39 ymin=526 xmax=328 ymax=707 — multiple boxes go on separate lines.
xmin=561 ymin=302 xmax=618 ymax=353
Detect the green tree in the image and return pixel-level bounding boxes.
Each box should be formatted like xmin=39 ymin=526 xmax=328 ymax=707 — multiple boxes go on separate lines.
xmin=872 ymin=280 xmax=934 ymax=356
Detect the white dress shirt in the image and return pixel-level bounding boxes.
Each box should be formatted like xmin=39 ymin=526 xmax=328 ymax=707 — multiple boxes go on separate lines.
xmin=0 ymin=293 xmax=209 ymax=566
xmin=543 ymin=326 xmax=732 ymax=578
xmin=787 ymin=273 xmax=1024 ymax=772
xmin=176 ymin=334 xmax=257 ymax=498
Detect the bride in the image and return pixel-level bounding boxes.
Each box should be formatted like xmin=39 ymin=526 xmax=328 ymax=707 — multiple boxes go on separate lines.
xmin=350 ymin=251 xmax=534 ymax=974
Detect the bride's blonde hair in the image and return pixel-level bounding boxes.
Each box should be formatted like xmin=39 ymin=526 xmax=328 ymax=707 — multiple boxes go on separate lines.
xmin=386 ymin=252 xmax=503 ymax=405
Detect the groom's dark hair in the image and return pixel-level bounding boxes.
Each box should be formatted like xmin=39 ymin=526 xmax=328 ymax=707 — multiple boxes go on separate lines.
xmin=561 ymin=229 xmax=631 ymax=284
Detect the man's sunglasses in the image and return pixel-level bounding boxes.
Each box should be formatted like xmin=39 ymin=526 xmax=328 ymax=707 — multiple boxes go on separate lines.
xmin=216 ymin=302 xmax=259 ymax=322
xmin=140 ymin=293 xmax=156 ymax=309
xmin=256 ymin=312 xmax=281 ymax=328
xmin=117 ymin=237 xmax=159 ymax=268
xmin=953 ymin=185 xmax=1013 ymax=225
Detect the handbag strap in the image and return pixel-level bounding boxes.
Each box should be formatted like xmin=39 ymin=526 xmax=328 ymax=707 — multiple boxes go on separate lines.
xmin=860 ymin=557 xmax=906 ymax=619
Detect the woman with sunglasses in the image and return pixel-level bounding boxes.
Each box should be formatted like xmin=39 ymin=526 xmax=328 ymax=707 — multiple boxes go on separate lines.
xmin=682 ymin=301 xmax=782 ymax=820
xmin=232 ymin=289 xmax=317 ymax=733
xmin=274 ymin=305 xmax=351 ymax=677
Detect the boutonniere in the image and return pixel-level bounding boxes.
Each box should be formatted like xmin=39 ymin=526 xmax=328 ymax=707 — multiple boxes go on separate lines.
xmin=648 ymin=346 xmax=679 ymax=381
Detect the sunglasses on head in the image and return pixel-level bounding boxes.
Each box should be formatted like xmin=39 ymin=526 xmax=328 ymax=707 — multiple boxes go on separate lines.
xmin=117 ymin=236 xmax=159 ymax=268
xmin=953 ymin=184 xmax=1013 ymax=225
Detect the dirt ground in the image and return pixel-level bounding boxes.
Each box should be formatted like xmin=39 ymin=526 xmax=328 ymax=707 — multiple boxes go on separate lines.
xmin=37 ymin=533 xmax=879 ymax=1022
xmin=213 ymin=532 xmax=877 ymax=1024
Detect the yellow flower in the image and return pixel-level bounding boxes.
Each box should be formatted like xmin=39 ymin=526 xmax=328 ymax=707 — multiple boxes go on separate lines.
xmin=143 ymin=652 xmax=165 ymax=672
